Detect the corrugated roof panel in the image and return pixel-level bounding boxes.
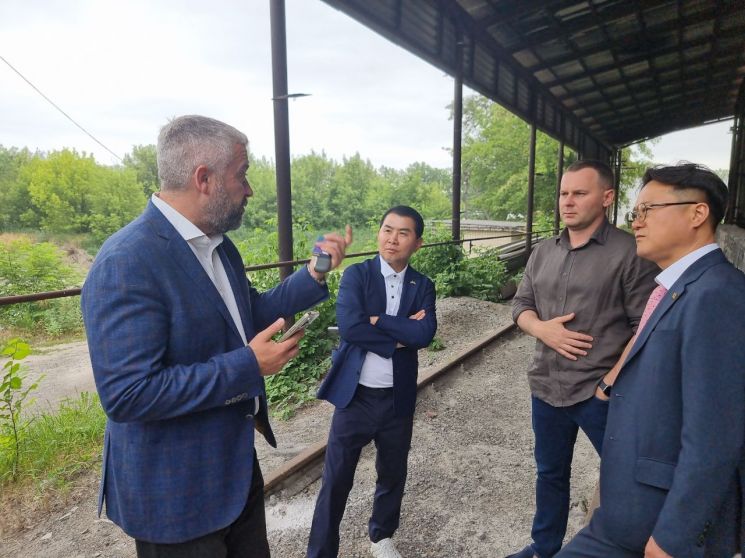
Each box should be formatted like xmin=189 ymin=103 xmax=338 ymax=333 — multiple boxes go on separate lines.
xmin=584 ymin=51 xmax=615 ymax=70
xmin=497 ymin=62 xmax=516 ymax=104
xmin=534 ymin=69 xmax=557 ymax=83
xmin=322 ymin=0 xmax=745 ymax=147
xmin=400 ymin=0 xmax=441 ymax=55
xmin=517 ymin=78 xmax=531 ymax=112
xmin=473 ymin=45 xmax=497 ymax=90
xmin=594 ymin=68 xmax=622 ymax=84
xmin=513 ymin=49 xmax=540 ymax=67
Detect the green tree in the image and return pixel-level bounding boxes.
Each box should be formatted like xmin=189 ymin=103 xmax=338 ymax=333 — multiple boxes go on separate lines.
xmin=18 ymin=149 xmax=146 ymax=242
xmin=236 ymin=155 xmax=277 ymax=231
xmin=122 ymin=144 xmax=159 ymax=196
xmin=459 ymin=95 xmax=655 ymax=222
xmin=0 ymin=146 xmax=34 ymax=231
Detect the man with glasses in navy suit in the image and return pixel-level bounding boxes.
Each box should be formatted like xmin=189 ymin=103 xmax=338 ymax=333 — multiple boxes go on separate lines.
xmin=558 ymin=163 xmax=745 ymax=557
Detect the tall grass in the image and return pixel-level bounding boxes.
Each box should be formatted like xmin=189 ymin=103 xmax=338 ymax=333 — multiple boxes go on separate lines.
xmin=0 ymin=392 xmax=106 ymax=489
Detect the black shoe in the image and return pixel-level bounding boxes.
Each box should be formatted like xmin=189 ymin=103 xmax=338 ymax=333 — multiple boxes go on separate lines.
xmin=505 ymin=545 xmax=537 ymax=558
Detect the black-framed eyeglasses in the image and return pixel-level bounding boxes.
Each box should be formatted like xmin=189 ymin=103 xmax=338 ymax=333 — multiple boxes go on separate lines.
xmin=625 ymin=201 xmax=700 ymax=226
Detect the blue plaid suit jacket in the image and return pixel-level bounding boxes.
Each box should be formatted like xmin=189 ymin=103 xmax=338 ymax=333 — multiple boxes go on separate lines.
xmin=81 ymin=202 xmax=328 ymax=543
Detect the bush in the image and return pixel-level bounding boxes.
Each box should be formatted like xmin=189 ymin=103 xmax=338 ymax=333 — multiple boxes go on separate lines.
xmin=411 ymin=227 xmax=508 ymax=302
xmin=0 ymin=239 xmax=84 ymax=340
xmin=236 ymin=227 xmax=341 ymax=418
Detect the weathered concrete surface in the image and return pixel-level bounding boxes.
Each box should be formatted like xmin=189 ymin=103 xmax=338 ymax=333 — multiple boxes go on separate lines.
xmin=718 ymin=224 xmax=745 ymax=273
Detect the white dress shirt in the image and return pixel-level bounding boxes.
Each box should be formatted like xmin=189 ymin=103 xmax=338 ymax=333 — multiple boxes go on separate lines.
xmin=151 ymin=194 xmax=258 ymax=410
xmin=358 ymin=258 xmax=407 ymax=388
xmin=655 ymin=243 xmax=719 ymax=290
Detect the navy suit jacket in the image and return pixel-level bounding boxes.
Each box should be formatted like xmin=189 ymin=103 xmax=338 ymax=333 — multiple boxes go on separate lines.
xmin=80 ymin=202 xmax=328 ymax=543
xmin=597 ymin=249 xmax=745 ymax=557
xmin=317 ymin=256 xmax=437 ymax=416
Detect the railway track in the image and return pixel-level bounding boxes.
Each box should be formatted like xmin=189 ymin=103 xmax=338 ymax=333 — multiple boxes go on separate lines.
xmin=262 ymin=322 xmax=516 ymax=496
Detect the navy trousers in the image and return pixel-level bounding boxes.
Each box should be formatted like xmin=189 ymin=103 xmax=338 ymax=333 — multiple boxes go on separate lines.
xmin=555 ymin=510 xmax=641 ymax=558
xmin=307 ymin=385 xmax=414 ymax=558
xmin=530 ymin=394 xmax=609 ymax=558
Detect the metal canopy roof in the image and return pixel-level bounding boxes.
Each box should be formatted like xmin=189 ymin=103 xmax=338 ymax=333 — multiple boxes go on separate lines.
xmin=320 ymin=0 xmax=745 ymax=159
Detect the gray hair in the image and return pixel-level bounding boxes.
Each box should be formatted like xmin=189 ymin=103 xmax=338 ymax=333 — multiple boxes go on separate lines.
xmin=156 ymin=115 xmax=248 ymax=190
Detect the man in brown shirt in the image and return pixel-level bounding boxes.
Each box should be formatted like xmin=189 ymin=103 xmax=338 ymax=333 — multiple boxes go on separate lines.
xmin=507 ymin=160 xmax=657 ymax=558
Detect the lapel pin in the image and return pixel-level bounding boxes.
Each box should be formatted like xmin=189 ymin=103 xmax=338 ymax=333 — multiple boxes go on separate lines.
xmin=671 ymin=292 xmax=678 ymax=300
xmin=410 ymin=280 xmax=416 ymax=285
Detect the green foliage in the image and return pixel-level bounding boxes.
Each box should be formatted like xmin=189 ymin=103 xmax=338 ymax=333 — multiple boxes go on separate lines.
xmin=0 ymin=338 xmax=40 ymax=479
xmin=0 ymin=145 xmax=34 ymax=232
xmin=236 ymin=227 xmax=343 ymax=418
xmin=458 ymin=95 xmax=656 ymax=223
xmin=428 ymin=337 xmax=445 ymax=352
xmin=241 ymin=151 xmax=452 ymax=233
xmin=0 ymin=391 xmax=106 ymax=488
xmin=0 ymin=238 xmax=83 ymax=338
xmin=459 ymin=96 xmax=565 ymax=221
xmin=0 ymin=148 xmax=147 ymax=245
xmin=265 ymin=271 xmax=341 ymax=419
xmin=122 ymin=144 xmax=159 ymax=196
xmin=411 ymin=227 xmax=509 ymax=302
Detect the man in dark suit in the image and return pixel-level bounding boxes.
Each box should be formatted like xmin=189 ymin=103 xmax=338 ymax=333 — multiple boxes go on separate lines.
xmin=81 ymin=115 xmax=351 ymax=557
xmin=307 ymin=206 xmax=437 ymax=558
xmin=558 ymin=163 xmax=745 ymax=557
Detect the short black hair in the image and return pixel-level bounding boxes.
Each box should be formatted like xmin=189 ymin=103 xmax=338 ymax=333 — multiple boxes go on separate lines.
xmin=380 ymin=205 xmax=424 ymax=238
xmin=641 ymin=162 xmax=728 ymax=229
xmin=564 ymin=159 xmax=615 ymax=190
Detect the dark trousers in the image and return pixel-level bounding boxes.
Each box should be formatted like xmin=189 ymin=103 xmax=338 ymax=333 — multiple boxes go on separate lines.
xmin=307 ymin=385 xmax=414 ymax=558
xmin=555 ymin=510 xmax=641 ymax=558
xmin=530 ymin=394 xmax=608 ymax=558
xmin=135 ymin=452 xmax=269 ymax=558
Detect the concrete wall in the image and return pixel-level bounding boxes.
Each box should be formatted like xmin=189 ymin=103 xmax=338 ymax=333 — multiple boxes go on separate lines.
xmin=718 ymin=224 xmax=745 ymax=273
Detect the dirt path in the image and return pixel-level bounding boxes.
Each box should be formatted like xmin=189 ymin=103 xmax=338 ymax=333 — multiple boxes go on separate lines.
xmin=1 ymin=298 xmax=601 ymax=557
xmin=23 ymin=341 xmax=95 ymax=413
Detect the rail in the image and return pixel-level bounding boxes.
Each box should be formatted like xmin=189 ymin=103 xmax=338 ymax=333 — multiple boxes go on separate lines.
xmin=0 ymin=229 xmax=549 ymax=307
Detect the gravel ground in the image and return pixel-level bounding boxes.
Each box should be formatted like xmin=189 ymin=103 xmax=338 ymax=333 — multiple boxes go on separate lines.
xmin=0 ymin=297 xmax=600 ymax=557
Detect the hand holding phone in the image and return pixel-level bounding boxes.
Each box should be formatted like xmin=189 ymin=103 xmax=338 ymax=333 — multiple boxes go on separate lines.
xmin=312 ymin=237 xmax=332 ymax=273
xmin=278 ymin=311 xmax=319 ymax=342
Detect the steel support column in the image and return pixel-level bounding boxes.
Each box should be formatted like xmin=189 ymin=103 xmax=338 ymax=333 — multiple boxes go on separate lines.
xmin=728 ymin=114 xmax=745 ymax=224
xmin=451 ymin=33 xmax=464 ymax=242
xmin=526 ymin=123 xmax=536 ymax=252
xmin=270 ymin=0 xmax=294 ymax=281
xmin=554 ymin=141 xmax=564 ymax=235
xmin=726 ymin=115 xmax=739 ymax=223
xmin=613 ymin=148 xmax=622 ymax=225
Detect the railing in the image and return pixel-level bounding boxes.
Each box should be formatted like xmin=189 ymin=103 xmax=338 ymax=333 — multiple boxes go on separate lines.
xmin=0 ymin=230 xmax=548 ymax=307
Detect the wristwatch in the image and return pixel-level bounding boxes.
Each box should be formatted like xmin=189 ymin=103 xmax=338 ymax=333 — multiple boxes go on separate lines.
xmin=598 ymin=379 xmax=612 ymax=397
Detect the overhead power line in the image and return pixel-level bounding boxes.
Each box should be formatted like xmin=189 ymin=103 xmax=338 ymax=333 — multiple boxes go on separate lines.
xmin=1 ymin=55 xmax=122 ymax=161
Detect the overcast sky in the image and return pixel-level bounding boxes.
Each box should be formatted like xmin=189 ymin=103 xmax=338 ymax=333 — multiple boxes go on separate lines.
xmin=0 ymin=0 xmax=735 ymax=172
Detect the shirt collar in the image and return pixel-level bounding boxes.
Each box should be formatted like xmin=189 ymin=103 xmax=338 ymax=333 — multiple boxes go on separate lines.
xmin=655 ymin=243 xmax=719 ymax=290
xmin=151 ymin=193 xmax=223 ymax=249
xmin=557 ymin=216 xmax=610 ymax=249
xmin=379 ymin=257 xmax=407 ymax=280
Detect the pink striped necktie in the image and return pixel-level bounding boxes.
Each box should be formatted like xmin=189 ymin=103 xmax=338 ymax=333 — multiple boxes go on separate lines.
xmin=637 ymin=285 xmax=668 ymax=335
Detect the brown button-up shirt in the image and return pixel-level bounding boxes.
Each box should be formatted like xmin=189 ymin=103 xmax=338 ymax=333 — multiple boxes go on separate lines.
xmin=512 ymin=218 xmax=658 ymax=407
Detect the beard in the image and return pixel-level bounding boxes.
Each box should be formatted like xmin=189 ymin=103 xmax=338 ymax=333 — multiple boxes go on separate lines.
xmin=204 ymin=180 xmax=245 ymax=234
